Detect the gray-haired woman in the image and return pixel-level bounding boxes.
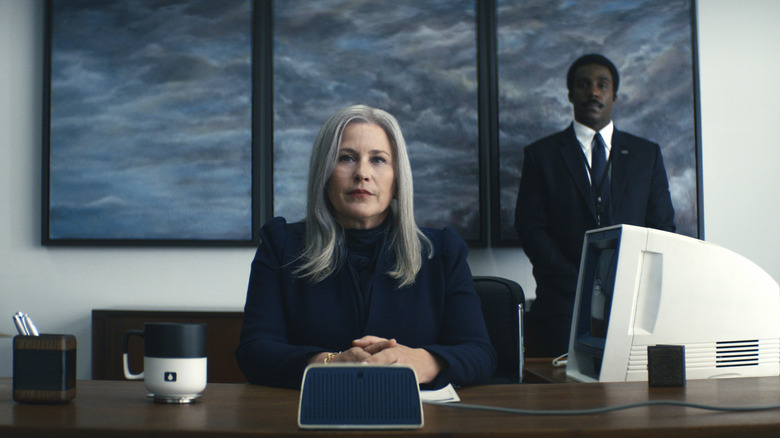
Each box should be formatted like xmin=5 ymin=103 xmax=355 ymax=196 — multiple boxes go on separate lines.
xmin=236 ymin=105 xmax=496 ymax=389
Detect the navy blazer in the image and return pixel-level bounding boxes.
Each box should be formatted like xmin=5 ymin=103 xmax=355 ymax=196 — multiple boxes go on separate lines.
xmin=515 ymin=125 xmax=675 ymax=324
xmin=236 ymin=217 xmax=496 ymax=389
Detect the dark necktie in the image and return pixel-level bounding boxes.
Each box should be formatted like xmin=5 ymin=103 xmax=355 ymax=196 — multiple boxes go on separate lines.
xmin=590 ymin=133 xmax=607 ymax=187
xmin=590 ymin=132 xmax=611 ymax=227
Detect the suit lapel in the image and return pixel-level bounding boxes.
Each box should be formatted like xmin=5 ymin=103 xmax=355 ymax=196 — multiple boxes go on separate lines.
xmin=609 ymin=130 xmax=630 ymax=208
xmin=558 ymin=125 xmax=598 ymax=219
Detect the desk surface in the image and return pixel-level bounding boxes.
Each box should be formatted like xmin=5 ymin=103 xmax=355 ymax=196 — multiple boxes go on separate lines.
xmin=522 ymin=357 xmax=572 ymax=383
xmin=3 ymin=377 xmax=780 ymax=437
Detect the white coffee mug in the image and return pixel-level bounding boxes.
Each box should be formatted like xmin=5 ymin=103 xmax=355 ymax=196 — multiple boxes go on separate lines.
xmin=123 ymin=322 xmax=207 ymax=403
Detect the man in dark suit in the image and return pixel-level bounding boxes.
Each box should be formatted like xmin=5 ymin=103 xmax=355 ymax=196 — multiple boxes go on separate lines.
xmin=515 ymin=54 xmax=676 ymax=357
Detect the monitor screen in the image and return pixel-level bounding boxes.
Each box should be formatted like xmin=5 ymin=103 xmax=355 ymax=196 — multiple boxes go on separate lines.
xmin=570 ymin=226 xmax=620 ymax=380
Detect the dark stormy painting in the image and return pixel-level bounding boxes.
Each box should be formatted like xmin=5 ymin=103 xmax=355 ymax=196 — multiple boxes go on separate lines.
xmin=496 ymin=0 xmax=699 ymax=241
xmin=45 ymin=0 xmax=253 ymax=243
xmin=272 ymin=0 xmax=482 ymax=242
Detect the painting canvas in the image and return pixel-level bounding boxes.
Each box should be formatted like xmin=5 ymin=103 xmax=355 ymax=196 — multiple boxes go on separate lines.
xmin=42 ymin=0 xmax=699 ymax=248
xmin=43 ymin=0 xmax=256 ymax=245
xmin=272 ymin=0 xmax=483 ymax=243
xmin=495 ymin=0 xmax=701 ymax=243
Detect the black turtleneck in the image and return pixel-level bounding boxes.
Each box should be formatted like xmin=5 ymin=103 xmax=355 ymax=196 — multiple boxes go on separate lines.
xmin=343 ymin=220 xmax=390 ymax=330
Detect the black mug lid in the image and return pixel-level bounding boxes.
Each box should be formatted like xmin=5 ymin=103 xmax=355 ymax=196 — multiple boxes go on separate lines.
xmin=143 ymin=323 xmax=207 ymax=358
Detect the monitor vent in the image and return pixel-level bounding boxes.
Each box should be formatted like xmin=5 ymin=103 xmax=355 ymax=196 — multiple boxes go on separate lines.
xmin=715 ymin=340 xmax=760 ymax=368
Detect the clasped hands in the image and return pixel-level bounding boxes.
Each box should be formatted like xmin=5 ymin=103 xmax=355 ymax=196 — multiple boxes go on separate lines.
xmin=310 ymin=335 xmax=444 ymax=384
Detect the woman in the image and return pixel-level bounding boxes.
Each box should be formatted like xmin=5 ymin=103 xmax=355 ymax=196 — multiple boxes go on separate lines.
xmin=236 ymin=105 xmax=495 ymax=389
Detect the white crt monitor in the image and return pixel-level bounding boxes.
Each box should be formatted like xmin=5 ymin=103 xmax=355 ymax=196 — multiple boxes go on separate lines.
xmin=566 ymin=224 xmax=780 ymax=382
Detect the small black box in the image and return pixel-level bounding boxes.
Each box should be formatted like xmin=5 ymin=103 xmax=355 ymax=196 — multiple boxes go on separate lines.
xmin=13 ymin=334 xmax=77 ymax=403
xmin=647 ymin=345 xmax=686 ymax=387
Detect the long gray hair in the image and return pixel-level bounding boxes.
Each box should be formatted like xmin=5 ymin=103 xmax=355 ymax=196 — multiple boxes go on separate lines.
xmin=293 ymin=105 xmax=433 ymax=287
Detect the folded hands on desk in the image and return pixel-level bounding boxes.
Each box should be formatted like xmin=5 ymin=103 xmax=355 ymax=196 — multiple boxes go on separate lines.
xmin=308 ymin=335 xmax=444 ymax=384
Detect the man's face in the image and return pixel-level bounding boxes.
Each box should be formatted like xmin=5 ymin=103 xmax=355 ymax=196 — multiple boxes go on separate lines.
xmin=568 ymin=63 xmax=616 ymax=131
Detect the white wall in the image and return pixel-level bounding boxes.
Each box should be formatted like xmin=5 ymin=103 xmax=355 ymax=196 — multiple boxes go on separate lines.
xmin=697 ymin=0 xmax=780 ymax=269
xmin=1 ymin=0 xmax=778 ymax=379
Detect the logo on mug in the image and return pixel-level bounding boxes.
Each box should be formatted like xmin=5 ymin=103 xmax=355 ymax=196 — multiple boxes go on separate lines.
xmin=164 ymin=372 xmax=177 ymax=382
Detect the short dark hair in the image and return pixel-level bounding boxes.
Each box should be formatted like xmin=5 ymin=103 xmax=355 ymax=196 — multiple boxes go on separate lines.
xmin=566 ymin=54 xmax=620 ymax=95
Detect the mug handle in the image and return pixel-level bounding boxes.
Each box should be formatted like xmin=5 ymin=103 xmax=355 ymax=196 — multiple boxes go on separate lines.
xmin=123 ymin=329 xmax=145 ymax=380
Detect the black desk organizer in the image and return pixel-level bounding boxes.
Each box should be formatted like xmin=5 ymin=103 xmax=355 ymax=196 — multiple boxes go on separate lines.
xmin=13 ymin=334 xmax=77 ymax=403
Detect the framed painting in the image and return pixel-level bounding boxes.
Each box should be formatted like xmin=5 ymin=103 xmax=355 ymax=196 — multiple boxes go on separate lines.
xmin=42 ymin=0 xmax=262 ymax=246
xmin=271 ymin=0 xmax=486 ymax=245
xmin=493 ymin=0 xmax=702 ymax=244
xmin=41 ymin=0 xmax=701 ymax=248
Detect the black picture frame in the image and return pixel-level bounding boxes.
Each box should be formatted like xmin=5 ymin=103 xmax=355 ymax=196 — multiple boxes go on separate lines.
xmin=491 ymin=0 xmax=703 ymax=245
xmin=42 ymin=0 xmax=264 ymax=246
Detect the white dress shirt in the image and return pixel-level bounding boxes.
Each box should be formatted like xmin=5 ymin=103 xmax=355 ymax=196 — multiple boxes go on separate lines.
xmin=573 ymin=120 xmax=614 ymax=183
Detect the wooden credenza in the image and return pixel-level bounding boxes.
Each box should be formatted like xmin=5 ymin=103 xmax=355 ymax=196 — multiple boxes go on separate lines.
xmin=91 ymin=308 xmax=246 ymax=383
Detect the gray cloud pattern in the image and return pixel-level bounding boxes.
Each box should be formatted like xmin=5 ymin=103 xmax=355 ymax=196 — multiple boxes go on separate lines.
xmin=47 ymin=0 xmax=696 ymax=244
xmin=272 ymin=0 xmax=481 ymax=240
xmin=48 ymin=0 xmax=253 ymax=241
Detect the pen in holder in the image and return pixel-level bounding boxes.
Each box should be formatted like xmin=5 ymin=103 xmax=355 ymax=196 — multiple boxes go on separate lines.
xmin=13 ymin=334 xmax=77 ymax=403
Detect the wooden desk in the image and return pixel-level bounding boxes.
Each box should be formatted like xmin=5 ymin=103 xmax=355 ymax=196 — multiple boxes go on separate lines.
xmin=3 ymin=377 xmax=780 ymax=437
xmin=522 ymin=357 xmax=572 ymax=383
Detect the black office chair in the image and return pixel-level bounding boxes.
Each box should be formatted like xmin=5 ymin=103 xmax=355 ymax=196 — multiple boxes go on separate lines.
xmin=473 ymin=276 xmax=525 ymax=384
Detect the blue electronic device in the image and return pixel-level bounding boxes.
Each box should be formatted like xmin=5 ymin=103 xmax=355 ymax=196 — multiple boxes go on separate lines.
xmin=298 ymin=364 xmax=423 ymax=429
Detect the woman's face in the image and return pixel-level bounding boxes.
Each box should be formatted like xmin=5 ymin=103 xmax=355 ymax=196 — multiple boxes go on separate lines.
xmin=327 ymin=122 xmax=396 ymax=229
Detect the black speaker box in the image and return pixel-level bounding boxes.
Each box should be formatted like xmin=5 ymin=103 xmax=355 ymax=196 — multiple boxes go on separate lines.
xmin=647 ymin=345 xmax=686 ymax=387
xmin=298 ymin=364 xmax=423 ymax=429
